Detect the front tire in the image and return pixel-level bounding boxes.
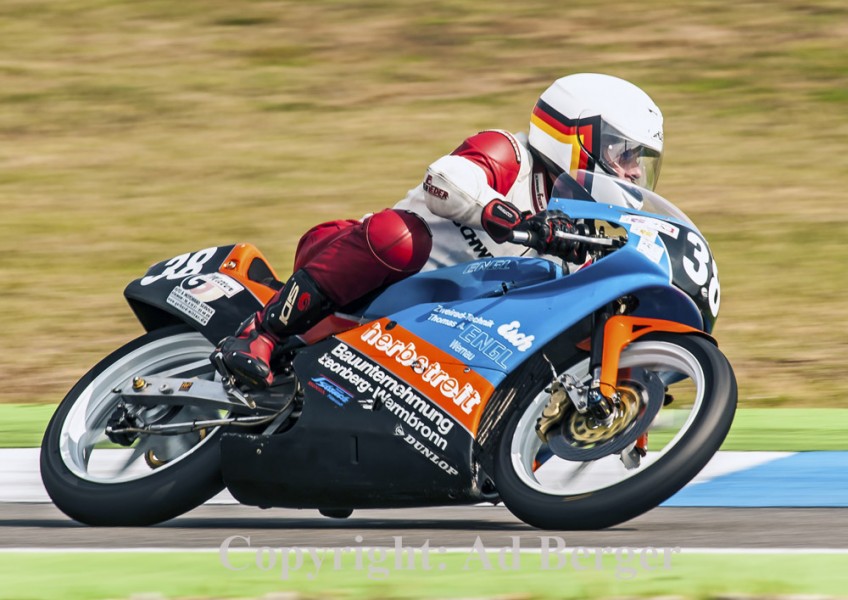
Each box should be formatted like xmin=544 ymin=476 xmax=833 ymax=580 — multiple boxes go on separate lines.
xmin=41 ymin=325 xmax=226 ymax=526
xmin=493 ymin=333 xmax=737 ymax=530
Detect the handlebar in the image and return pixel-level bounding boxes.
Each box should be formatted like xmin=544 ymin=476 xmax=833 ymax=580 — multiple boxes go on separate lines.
xmin=509 ymin=229 xmax=624 ymax=248
xmin=553 ymin=230 xmax=622 ymax=247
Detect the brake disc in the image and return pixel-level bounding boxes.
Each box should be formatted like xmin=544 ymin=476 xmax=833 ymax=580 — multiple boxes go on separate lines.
xmin=546 ymin=368 xmax=664 ymax=461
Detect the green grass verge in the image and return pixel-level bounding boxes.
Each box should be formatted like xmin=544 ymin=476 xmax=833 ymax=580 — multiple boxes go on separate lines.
xmin=0 ymin=404 xmax=55 ymax=448
xmin=722 ymin=409 xmax=848 ymax=451
xmin=0 ymin=551 xmax=845 ymax=600
xmin=3 ymin=404 xmax=847 ymax=450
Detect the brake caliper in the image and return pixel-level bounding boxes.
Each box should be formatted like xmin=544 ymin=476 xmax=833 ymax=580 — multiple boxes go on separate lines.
xmin=535 ymin=381 xmax=570 ymax=443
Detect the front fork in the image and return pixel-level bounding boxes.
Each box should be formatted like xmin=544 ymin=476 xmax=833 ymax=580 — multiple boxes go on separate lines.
xmin=534 ymin=304 xmax=710 ymax=469
xmin=587 ymin=306 xmax=708 ymax=422
xmin=537 ymin=303 xmax=707 ymax=438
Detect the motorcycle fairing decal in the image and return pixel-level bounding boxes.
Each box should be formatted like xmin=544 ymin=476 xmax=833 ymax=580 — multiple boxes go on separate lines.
xmin=181 ymin=272 xmax=245 ymax=302
xmin=316 ymin=340 xmax=460 ymax=445
xmin=619 ymin=214 xmax=680 ymax=239
xmin=307 ymin=375 xmax=354 ymax=407
xmin=393 ymin=422 xmax=460 ymax=477
xmin=166 ymin=286 xmax=216 ymax=325
xmin=654 ymin=228 xmax=720 ymax=332
xmin=336 ymin=318 xmax=495 ymax=436
xmin=163 ymin=272 xmax=247 ymax=326
xmin=296 ymin=339 xmax=473 ymax=484
xmin=139 ymin=247 xmax=223 ymax=287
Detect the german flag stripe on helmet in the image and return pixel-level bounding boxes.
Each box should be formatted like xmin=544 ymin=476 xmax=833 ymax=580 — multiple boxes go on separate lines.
xmin=530 ymin=99 xmax=601 ymax=171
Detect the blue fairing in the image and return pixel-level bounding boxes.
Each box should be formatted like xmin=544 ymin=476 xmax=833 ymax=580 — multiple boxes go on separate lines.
xmin=350 ymin=199 xmax=705 ymax=391
xmin=358 ymin=257 xmax=563 ymax=319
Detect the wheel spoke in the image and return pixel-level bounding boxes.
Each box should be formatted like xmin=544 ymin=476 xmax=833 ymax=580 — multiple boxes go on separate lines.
xmin=58 ymin=331 xmax=222 ymax=484
xmin=112 ymin=442 xmax=149 ymax=476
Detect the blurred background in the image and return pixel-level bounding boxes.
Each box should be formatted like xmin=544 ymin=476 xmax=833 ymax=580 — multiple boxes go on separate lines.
xmin=0 ymin=0 xmax=845 ymax=406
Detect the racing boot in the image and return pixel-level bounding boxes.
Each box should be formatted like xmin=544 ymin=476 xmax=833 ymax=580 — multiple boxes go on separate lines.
xmin=215 ymin=269 xmax=334 ymax=388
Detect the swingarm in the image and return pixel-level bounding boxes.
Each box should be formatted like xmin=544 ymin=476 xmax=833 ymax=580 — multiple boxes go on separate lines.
xmin=104 ymin=373 xmax=296 ymax=443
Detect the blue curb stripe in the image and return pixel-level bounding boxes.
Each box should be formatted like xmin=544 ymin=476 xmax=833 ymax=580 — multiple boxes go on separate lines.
xmin=663 ymin=451 xmax=848 ymax=507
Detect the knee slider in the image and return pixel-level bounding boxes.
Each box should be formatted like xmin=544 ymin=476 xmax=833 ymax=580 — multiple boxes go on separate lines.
xmin=365 ymin=209 xmax=433 ymax=273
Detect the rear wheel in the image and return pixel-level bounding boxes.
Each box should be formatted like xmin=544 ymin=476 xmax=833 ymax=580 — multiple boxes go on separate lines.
xmin=493 ymin=333 xmax=736 ymax=530
xmin=41 ymin=325 xmax=227 ymax=526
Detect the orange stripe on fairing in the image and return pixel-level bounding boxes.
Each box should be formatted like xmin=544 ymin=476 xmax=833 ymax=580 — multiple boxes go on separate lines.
xmin=337 ymin=318 xmax=495 ymax=436
xmin=218 ymin=243 xmax=281 ymax=305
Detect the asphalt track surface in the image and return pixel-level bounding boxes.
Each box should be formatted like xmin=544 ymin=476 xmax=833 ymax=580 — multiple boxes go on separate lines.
xmin=2 ymin=504 xmax=846 ymax=550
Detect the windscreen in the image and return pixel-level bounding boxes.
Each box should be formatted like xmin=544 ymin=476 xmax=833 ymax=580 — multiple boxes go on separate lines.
xmin=552 ymin=170 xmax=696 ymax=229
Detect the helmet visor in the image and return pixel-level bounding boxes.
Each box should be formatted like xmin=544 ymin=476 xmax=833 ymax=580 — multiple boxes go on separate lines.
xmin=598 ymin=123 xmax=663 ymax=191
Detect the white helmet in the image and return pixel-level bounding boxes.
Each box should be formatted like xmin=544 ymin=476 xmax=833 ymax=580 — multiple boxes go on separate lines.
xmin=528 ymin=73 xmax=664 ymax=191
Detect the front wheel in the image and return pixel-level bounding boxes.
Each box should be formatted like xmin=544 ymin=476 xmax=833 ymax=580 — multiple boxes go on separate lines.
xmin=41 ymin=325 xmax=227 ymax=526
xmin=493 ymin=333 xmax=737 ymax=530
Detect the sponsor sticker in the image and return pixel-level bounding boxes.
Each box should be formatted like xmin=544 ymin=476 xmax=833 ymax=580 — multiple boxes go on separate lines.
xmin=317 ymin=352 xmax=373 ymax=394
xmin=423 ymin=306 xmax=526 ymax=369
xmin=633 ymin=228 xmax=658 ymax=244
xmin=308 ymin=376 xmax=353 ymax=407
xmin=462 ymin=259 xmax=514 ymax=275
xmin=394 ymin=425 xmax=459 ymax=477
xmin=427 ymin=305 xmax=494 ymax=329
xmin=382 ymin=396 xmax=451 ymax=450
xmin=496 ymin=321 xmax=534 ymax=352
xmin=620 ymin=215 xmax=680 ymax=239
xmin=636 ymin=236 xmax=665 ymax=264
xmin=323 ymin=341 xmax=456 ymax=449
xmin=183 ymin=273 xmax=244 ymax=303
xmin=455 ymin=326 xmax=512 ymax=368
xmin=166 ymin=286 xmax=215 ymax=325
xmin=337 ymin=319 xmax=495 ymax=435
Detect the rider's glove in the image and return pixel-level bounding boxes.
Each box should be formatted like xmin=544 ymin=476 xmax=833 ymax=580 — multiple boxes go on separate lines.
xmin=481 ymin=199 xmax=528 ymax=243
xmin=481 ymin=199 xmax=587 ymax=263
xmin=520 ymin=210 xmax=587 ymax=263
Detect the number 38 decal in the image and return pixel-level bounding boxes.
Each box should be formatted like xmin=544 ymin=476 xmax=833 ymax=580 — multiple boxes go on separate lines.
xmin=682 ymin=231 xmax=720 ymax=318
xmin=140 ymin=248 xmax=218 ymax=286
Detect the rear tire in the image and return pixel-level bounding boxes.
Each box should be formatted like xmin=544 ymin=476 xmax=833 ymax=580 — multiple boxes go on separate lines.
xmin=493 ymin=333 xmax=737 ymax=530
xmin=40 ymin=325 xmax=226 ymax=526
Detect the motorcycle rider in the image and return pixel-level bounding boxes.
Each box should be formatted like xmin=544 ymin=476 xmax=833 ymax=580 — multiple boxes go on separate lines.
xmin=215 ymin=73 xmax=665 ymax=389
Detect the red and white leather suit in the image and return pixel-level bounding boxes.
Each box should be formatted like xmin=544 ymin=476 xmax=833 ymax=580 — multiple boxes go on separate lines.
xmin=295 ymin=129 xmax=549 ymax=307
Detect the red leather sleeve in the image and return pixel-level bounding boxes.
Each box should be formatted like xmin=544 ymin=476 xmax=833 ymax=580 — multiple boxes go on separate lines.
xmin=450 ymin=130 xmax=522 ymax=196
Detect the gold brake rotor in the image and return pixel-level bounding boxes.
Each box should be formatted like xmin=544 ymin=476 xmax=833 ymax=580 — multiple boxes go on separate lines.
xmin=565 ymin=384 xmax=642 ymax=444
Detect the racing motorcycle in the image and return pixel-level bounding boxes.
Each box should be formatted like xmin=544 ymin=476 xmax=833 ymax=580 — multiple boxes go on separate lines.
xmin=40 ymin=170 xmax=736 ymax=530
